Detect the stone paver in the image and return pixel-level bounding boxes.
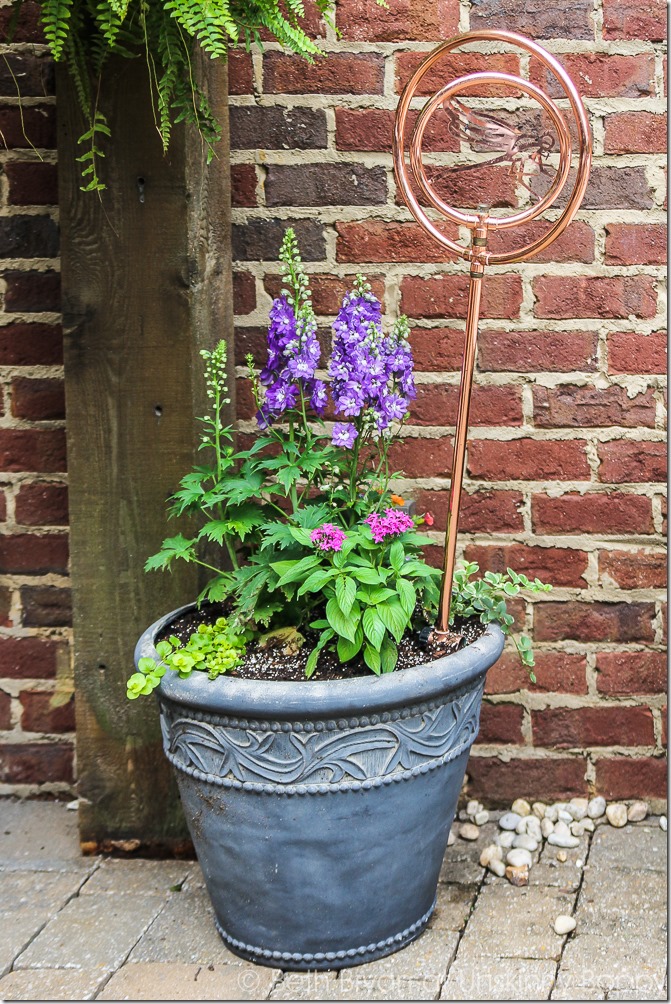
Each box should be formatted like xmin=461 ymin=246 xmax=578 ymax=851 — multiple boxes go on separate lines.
xmin=0 ymin=967 xmax=107 ymax=1000
xmin=0 ymin=800 xmax=667 ymax=1001
xmin=96 ymin=962 xmax=280 ymax=1000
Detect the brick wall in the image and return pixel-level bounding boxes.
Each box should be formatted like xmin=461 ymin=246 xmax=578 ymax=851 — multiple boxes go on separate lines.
xmin=0 ymin=0 xmax=665 ymax=806
xmin=0 ymin=1 xmax=72 ymax=795
xmin=229 ymin=0 xmax=667 ymax=806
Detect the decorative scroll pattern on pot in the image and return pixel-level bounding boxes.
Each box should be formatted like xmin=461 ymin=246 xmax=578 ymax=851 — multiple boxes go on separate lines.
xmin=158 ymin=681 xmax=484 ymax=793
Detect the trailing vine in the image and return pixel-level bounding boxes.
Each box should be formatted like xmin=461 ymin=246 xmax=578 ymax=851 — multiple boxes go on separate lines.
xmin=9 ymin=0 xmax=352 ymax=191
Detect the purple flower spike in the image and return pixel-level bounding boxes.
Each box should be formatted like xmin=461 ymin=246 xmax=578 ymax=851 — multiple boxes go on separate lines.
xmin=331 ymin=422 xmax=358 ymax=449
xmin=310 ymin=523 xmax=347 ymax=552
xmin=365 ymin=507 xmax=414 ymax=543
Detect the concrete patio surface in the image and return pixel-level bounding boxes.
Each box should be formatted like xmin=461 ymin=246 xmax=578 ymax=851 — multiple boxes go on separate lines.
xmin=0 ymin=799 xmax=666 ymax=1001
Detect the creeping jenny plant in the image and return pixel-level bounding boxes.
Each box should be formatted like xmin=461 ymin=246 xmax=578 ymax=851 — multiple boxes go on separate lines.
xmin=127 ymin=229 xmax=550 ymax=698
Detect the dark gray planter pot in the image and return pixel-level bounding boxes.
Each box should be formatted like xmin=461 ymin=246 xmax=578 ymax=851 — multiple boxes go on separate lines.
xmin=135 ymin=606 xmax=504 ymax=971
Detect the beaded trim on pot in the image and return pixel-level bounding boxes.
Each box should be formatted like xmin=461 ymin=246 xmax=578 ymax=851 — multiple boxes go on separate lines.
xmin=159 ymin=680 xmax=484 ymax=794
xmin=214 ymin=896 xmax=436 ymax=966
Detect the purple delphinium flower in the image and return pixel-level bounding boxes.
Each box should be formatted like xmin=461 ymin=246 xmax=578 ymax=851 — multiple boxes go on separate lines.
xmin=310 ymin=523 xmax=347 ymax=552
xmin=365 ymin=508 xmax=415 ymax=544
xmin=258 ymin=298 xmax=323 ymax=426
xmin=331 ymin=422 xmax=358 ymax=449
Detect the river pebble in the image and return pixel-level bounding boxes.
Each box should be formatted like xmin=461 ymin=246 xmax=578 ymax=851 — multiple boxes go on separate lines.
xmin=557 ymin=809 xmax=573 ymax=823
xmin=511 ymin=798 xmax=531 ymax=817
xmin=480 ymin=844 xmax=502 ymax=867
xmin=556 ymin=850 xmax=568 ymax=862
xmin=568 ymin=798 xmax=588 ymax=820
xmin=488 ymin=858 xmax=506 ymax=877
xmin=548 ymin=832 xmax=580 ymax=849
xmin=580 ymin=817 xmax=594 ymax=832
xmin=505 ymin=864 xmax=529 ymax=886
xmin=525 ymin=816 xmax=542 ymax=842
xmin=606 ymin=803 xmax=628 ymax=828
xmin=554 ymin=915 xmax=577 ymax=935
xmin=466 ymin=799 xmax=481 ymax=816
xmin=496 ymin=830 xmax=516 ymax=849
xmin=627 ymin=800 xmax=649 ymax=822
xmin=587 ymin=796 xmax=606 ymax=819
xmin=459 ymin=822 xmax=480 ymax=841
xmin=447 ymin=829 xmax=457 ymax=846
xmin=553 ymin=820 xmax=571 ymax=838
xmin=541 ymin=817 xmax=555 ymax=838
xmin=513 ymin=833 xmax=538 ymax=852
xmin=660 ymin=815 xmax=667 ymax=832
xmin=545 ymin=805 xmax=559 ymax=822
xmin=499 ymin=811 xmax=521 ymax=830
xmin=515 ymin=818 xmax=528 ymax=834
xmin=474 ymin=810 xmax=489 ymax=826
xmin=532 ymin=801 xmax=547 ymax=818
xmin=506 ymin=847 xmax=533 ymax=868
xmin=570 ymin=821 xmax=585 ymax=837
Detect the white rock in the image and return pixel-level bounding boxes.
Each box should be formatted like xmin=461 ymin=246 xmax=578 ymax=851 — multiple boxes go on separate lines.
xmin=570 ymin=821 xmax=585 ymax=837
xmin=660 ymin=815 xmax=667 ymax=832
xmin=459 ymin=822 xmax=480 ymax=841
xmin=499 ymin=811 xmax=521 ymax=831
xmin=525 ymin=817 xmax=542 ymax=842
xmin=506 ymin=847 xmax=533 ymax=868
xmin=553 ymin=802 xmax=569 ymax=811
xmin=480 ymin=844 xmax=503 ymax=867
xmin=606 ymin=803 xmax=628 ymax=828
xmin=467 ymin=799 xmax=481 ymax=817
xmin=627 ymin=800 xmax=649 ymax=822
xmin=548 ymin=832 xmax=580 ymax=849
xmin=458 ymin=809 xmax=470 ymax=821
xmin=66 ymin=799 xmax=79 ymax=811
xmin=516 ymin=818 xmax=528 ymax=834
xmin=568 ymin=798 xmax=588 ymax=820
xmin=558 ymin=810 xmax=573 ymax=823
xmin=581 ymin=817 xmax=595 ymax=832
xmin=575 ymin=859 xmax=583 ymax=869
xmin=545 ymin=806 xmax=559 ymax=822
xmin=554 ymin=915 xmax=577 ymax=936
xmin=587 ymin=796 xmax=606 ymax=819
xmin=556 ymin=850 xmax=568 ymax=863
xmin=511 ymin=798 xmax=531 ymax=817
xmin=513 ymin=833 xmax=539 ymax=852
xmin=496 ymin=830 xmax=516 ymax=849
xmin=553 ymin=820 xmax=571 ymax=839
xmin=474 ymin=810 xmax=489 ymax=826
xmin=541 ymin=818 xmax=555 ymax=839
xmin=532 ymin=801 xmax=547 ymax=819
xmin=488 ymin=858 xmax=506 ymax=877
xmin=447 ymin=829 xmax=457 ymax=846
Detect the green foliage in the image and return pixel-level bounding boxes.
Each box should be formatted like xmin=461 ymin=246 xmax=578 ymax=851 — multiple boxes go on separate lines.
xmin=126 ymin=617 xmax=245 ymax=698
xmin=18 ymin=0 xmax=359 ymax=190
xmin=450 ymin=562 xmax=552 ymax=681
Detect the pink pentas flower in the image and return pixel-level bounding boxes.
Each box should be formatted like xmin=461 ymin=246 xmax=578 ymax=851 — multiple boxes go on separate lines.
xmin=310 ymin=523 xmax=347 ymax=552
xmin=364 ymin=508 xmax=414 ymax=543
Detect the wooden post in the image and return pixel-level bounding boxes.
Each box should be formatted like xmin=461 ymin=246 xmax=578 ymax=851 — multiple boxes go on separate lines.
xmin=57 ymin=55 xmax=233 ymax=852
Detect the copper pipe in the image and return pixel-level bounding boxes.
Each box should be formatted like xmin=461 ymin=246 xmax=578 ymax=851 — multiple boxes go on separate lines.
xmin=392 ymin=30 xmax=592 ymax=629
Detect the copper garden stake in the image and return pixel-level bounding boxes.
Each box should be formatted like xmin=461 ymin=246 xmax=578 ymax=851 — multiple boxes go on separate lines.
xmin=393 ymin=30 xmax=592 ymax=634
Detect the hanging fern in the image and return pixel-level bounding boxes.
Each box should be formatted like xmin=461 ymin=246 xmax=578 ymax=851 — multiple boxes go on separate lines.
xmin=9 ymin=0 xmax=389 ymax=191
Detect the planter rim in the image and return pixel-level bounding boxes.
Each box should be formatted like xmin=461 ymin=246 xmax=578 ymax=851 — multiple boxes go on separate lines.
xmin=139 ymin=603 xmax=504 ymax=720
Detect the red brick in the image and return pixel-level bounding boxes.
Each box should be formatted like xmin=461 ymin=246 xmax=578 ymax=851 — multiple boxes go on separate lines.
xmin=605 ymin=224 xmax=667 ymax=266
xmin=532 ymin=706 xmax=654 ymax=748
xmin=264 ymin=272 xmax=385 ymax=317
xmin=0 ymin=690 xmax=9 ymax=729
xmin=4 ymin=270 xmax=60 ymax=313
xmin=602 ymin=0 xmax=666 ymax=40
xmin=410 ymin=384 xmax=523 ymax=427
xmin=535 ymin=601 xmax=656 ymax=644
xmin=0 ymin=323 xmax=62 ymax=365
xmin=0 ymin=429 xmax=66 ymax=473
xmin=582 ymin=167 xmax=654 ymax=211
xmin=235 ymin=378 xmax=256 ymax=421
xmin=477 ymin=702 xmax=524 ymax=744
xmin=464 ymin=543 xmax=588 ymax=588
xmin=532 ymin=492 xmax=653 ymax=535
xmin=388 ymin=436 xmax=453 ymax=479
xmin=597 ymin=441 xmax=666 ymax=484
xmin=401 ymin=274 xmax=523 ymax=320
xmin=228 ymin=50 xmax=253 ymax=95
xmin=415 ymin=489 xmax=524 ymax=534
xmin=20 ymin=586 xmax=72 ymax=627
xmin=486 ymin=651 xmax=587 ymax=695
xmin=265 ymin=51 xmax=384 ymax=95
xmin=5 ymin=162 xmax=58 ymax=205
xmin=0 ymin=635 xmax=64 ymax=679
xmin=401 ymin=164 xmax=517 ymax=213
xmin=470 ymin=0 xmax=594 ymax=37
xmin=604 ymin=112 xmax=668 ymax=154
xmin=599 ymin=549 xmax=666 ymax=590
xmin=0 ymin=491 xmax=6 ymax=521
xmin=530 ymin=53 xmax=655 ymax=98
xmin=468 ymin=438 xmax=590 ymax=482
xmin=335 ymin=108 xmax=459 ymax=154
xmin=230 ymin=164 xmax=257 ymax=207
xmin=20 ymin=690 xmax=75 ymax=733
xmin=533 ymin=385 xmax=656 ymax=429
xmin=233 ymin=272 xmax=256 ymax=316
xmin=410 ymin=328 xmax=465 ymax=372
xmin=608 ymin=331 xmax=666 ymax=375
xmin=233 ymin=219 xmax=325 ymax=262
xmin=596 ymin=651 xmax=666 ymax=696
xmin=661 ymin=706 xmax=667 ymax=749
xmin=533 ymin=276 xmax=657 ymax=320
xmin=0 ymin=586 xmax=11 ymax=627
xmin=0 ymin=0 xmax=45 ymax=42
xmin=337 ymin=0 xmax=458 ymax=40
xmin=266 ymin=163 xmax=386 ymax=208
xmin=15 ymin=482 xmax=68 ymax=526
xmin=11 ymin=378 xmax=65 ymax=421
xmin=488 ymin=220 xmax=594 ymax=264
xmin=595 ymin=757 xmax=667 ymax=800
xmin=337 ymin=222 xmax=455 ymax=265
xmin=466 ymin=755 xmax=587 ymax=805
xmin=395 ymin=52 xmax=520 ymax=97
xmin=0 ymin=533 xmax=68 ymax=575
xmin=0 ymin=741 xmax=74 ymax=783
xmin=478 ymin=330 xmax=598 ymax=373
xmin=0 ymin=106 xmax=56 ymax=149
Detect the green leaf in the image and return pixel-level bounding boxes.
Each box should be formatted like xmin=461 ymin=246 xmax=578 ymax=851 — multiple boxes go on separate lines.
xmin=335 ymin=576 xmax=356 ymax=616
xmin=326 ymin=597 xmax=357 ymax=642
xmin=397 ymin=578 xmax=417 ymax=617
xmin=389 ymin=540 xmax=405 ymax=572
xmin=290 ymin=526 xmax=313 ymax=546
xmin=297 ymin=568 xmax=337 ymax=596
xmin=273 ymin=555 xmax=320 ymax=587
xmin=305 ymin=628 xmax=335 ymax=678
xmin=145 ymin=534 xmax=196 ymax=572
xmin=380 ymin=634 xmax=398 ymax=674
xmin=362 ymin=608 xmax=385 ymax=649
xmin=377 ymin=600 xmax=408 ymax=644
xmin=363 ymin=643 xmax=381 ymax=675
xmin=350 ymin=566 xmax=382 ymax=585
xmin=337 ymin=625 xmax=363 ymax=662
